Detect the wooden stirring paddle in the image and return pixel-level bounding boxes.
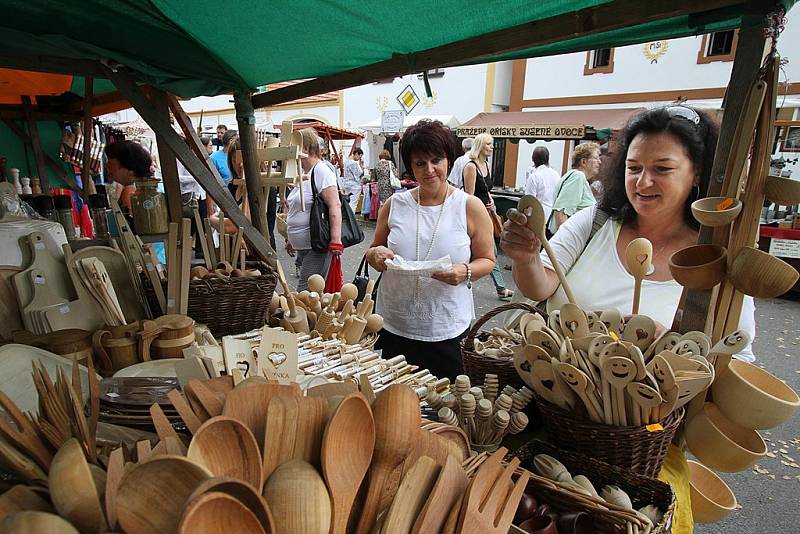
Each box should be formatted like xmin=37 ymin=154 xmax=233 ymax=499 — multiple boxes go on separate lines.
xmin=517 ymin=195 xmax=576 ymax=304
xmin=625 ymin=238 xmax=653 ymax=315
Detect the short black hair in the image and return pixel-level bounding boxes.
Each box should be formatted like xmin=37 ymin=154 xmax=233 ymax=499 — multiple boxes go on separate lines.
xmin=216 ymin=124 xmax=227 ymax=131
xmin=104 ymin=141 xmax=152 ymax=178
xmin=352 ymin=148 xmax=364 ymax=156
xmin=400 ymin=120 xmax=456 ymax=173
xmin=532 ymin=146 xmax=549 ymax=167
xmin=598 ymin=106 xmax=719 ymax=230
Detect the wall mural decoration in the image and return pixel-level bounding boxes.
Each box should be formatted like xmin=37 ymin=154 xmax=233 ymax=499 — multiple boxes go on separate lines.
xmin=643 ymin=40 xmax=669 ymax=63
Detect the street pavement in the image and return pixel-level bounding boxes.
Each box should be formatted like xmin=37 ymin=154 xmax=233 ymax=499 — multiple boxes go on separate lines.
xmin=275 ymin=220 xmax=800 ymax=533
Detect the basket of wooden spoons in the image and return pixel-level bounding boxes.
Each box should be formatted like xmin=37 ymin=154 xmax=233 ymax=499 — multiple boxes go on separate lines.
xmin=461 ymin=302 xmax=545 ymax=393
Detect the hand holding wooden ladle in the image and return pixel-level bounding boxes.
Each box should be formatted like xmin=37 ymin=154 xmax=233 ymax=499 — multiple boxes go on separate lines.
xmin=501 ymin=195 xmax=577 ymax=304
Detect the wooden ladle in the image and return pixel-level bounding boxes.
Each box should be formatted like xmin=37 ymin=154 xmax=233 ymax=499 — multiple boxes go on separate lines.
xmin=625 ymin=238 xmax=652 ymax=315
xmin=517 ymin=195 xmax=576 ymax=304
xmin=355 ymin=384 xmax=421 ymax=534
xmin=187 ymin=416 xmax=263 ymax=490
xmin=321 ymin=393 xmax=375 ymax=534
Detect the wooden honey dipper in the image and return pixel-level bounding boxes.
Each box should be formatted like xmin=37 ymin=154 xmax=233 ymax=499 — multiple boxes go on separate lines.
xmin=437 ymin=407 xmax=458 ymax=427
xmin=469 ymin=386 xmax=484 ymax=401
xmin=483 ymin=374 xmax=499 ymax=402
xmin=474 ymin=398 xmax=493 ymax=444
xmin=494 ymin=393 xmax=513 ymax=414
xmin=460 ymin=393 xmax=476 ymax=439
xmin=486 ymin=410 xmax=511 ymax=445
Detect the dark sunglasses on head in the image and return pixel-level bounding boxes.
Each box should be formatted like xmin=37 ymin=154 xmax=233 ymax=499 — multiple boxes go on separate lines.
xmin=665 ymin=105 xmax=701 ymax=126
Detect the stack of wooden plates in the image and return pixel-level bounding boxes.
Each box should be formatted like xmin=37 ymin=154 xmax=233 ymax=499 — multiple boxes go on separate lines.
xmin=99 ymin=377 xmax=184 ymax=431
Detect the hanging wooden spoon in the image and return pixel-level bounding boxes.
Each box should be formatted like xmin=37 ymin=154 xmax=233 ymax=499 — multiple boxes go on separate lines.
xmin=517 ymin=195 xmax=576 ymax=304
xmin=625 ymin=238 xmax=652 ymax=315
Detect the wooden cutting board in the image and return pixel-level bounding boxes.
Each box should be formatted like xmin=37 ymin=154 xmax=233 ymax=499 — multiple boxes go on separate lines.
xmin=0 ymin=266 xmax=23 ymax=338
xmin=13 ymin=232 xmax=73 ymax=313
xmin=70 ymin=246 xmax=146 ymax=324
xmin=22 ymin=269 xmax=69 ymax=334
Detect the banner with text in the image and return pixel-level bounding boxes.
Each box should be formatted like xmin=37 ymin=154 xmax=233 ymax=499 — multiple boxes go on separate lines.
xmin=456 ymin=124 xmax=586 ymax=139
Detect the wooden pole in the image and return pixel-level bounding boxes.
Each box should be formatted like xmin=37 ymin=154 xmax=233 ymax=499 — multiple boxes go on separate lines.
xmin=678 ymin=18 xmax=767 ymax=334
xmin=21 ymin=96 xmax=49 ymax=192
xmin=105 ymin=68 xmax=277 ymax=268
xmin=82 ymin=77 xmax=97 ymax=195
xmin=234 ymin=92 xmax=269 ymax=239
xmin=150 ymin=90 xmax=184 ymax=225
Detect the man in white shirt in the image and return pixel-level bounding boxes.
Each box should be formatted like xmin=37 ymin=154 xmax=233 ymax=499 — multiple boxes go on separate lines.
xmin=524 ymin=146 xmax=561 ymax=222
xmin=447 ymin=137 xmax=473 ymax=188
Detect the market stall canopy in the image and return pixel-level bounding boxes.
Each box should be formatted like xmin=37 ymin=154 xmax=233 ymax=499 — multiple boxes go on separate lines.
xmin=456 ymin=109 xmax=645 ymax=139
xmin=0 ymin=70 xmax=128 ymax=115
xmin=276 ymin=122 xmax=363 ymax=140
xmin=360 ymin=115 xmax=460 ymax=133
xmin=2 ymin=1 xmax=795 ymax=101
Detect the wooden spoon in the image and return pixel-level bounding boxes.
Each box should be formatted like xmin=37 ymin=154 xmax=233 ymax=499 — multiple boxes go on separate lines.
xmin=411 ymin=454 xmax=468 ymax=534
xmin=518 ymin=195 xmax=576 ymax=303
xmin=263 ymin=396 xmax=299 ymax=482
xmin=104 ymin=447 xmax=125 ymax=531
xmin=179 ymin=491 xmax=265 ymax=534
xmin=222 ymin=382 xmax=300 ymax=451
xmin=525 ymin=330 xmax=560 ymax=359
xmin=186 ymin=477 xmax=274 ymax=533
xmin=559 ymin=303 xmax=590 ymax=339
xmin=3 ymin=511 xmax=79 ymax=533
xmin=625 ymin=238 xmax=652 ymax=315
xmin=116 ymin=455 xmax=212 ymax=534
xmin=601 ymin=356 xmax=638 ymax=426
xmin=598 ymin=309 xmax=624 ymax=336
xmin=555 ymin=363 xmax=602 ymax=422
xmin=355 ymin=384 xmax=421 ymax=534
xmin=647 ymin=353 xmax=677 ymax=392
xmin=187 ymin=416 xmax=263 ymax=489
xmin=381 ymin=456 xmax=440 ymax=533
xmin=48 ymin=438 xmax=107 ymax=533
xmin=625 ymin=382 xmax=663 ymax=425
xmin=622 ymin=314 xmax=657 ymax=351
xmin=262 ymin=459 xmax=331 ymax=534
xmin=321 ymin=393 xmax=375 ymax=534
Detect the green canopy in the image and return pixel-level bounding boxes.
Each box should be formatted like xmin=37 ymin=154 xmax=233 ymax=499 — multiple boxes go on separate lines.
xmin=2 ymin=0 xmax=796 ymax=99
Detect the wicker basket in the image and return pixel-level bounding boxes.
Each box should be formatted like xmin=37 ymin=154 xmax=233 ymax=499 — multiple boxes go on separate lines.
xmin=461 ymin=302 xmax=544 ymax=391
xmin=536 ymin=397 xmax=684 ymax=478
xmin=512 ymin=439 xmax=675 ymax=534
xmin=141 ymin=261 xmax=277 ymax=338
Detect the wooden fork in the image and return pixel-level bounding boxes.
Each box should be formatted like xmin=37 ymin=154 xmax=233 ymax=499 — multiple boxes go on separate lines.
xmin=456 ymin=448 xmax=530 ymax=533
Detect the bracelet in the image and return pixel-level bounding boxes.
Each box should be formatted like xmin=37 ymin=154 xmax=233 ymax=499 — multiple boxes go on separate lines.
xmin=464 ymin=262 xmax=472 ymax=289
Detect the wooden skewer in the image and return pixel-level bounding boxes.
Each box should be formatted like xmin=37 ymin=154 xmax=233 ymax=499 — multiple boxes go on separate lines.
xmin=193 ymin=206 xmax=213 ymax=269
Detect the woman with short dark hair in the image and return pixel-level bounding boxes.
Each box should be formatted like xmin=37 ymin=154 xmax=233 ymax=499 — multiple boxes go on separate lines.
xmin=366 ymin=120 xmax=497 ymax=379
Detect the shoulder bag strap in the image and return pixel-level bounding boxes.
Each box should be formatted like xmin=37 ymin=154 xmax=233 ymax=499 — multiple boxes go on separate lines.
xmin=586 ymin=207 xmax=611 ymax=248
xmin=308 ymin=165 xmax=319 ymax=199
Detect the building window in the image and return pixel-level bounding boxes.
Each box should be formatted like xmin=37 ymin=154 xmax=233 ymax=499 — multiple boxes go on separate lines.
xmin=697 ymin=30 xmax=738 ymax=64
xmin=583 ymin=48 xmax=614 ymax=75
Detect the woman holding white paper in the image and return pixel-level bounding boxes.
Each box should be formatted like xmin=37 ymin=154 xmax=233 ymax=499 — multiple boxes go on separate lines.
xmin=366 ymin=120 xmax=496 ymax=380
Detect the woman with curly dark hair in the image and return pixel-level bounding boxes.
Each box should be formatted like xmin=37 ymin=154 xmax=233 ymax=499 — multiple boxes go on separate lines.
xmin=501 ymin=105 xmax=755 ymax=357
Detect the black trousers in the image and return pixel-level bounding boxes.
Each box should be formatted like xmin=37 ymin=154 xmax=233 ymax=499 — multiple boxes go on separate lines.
xmin=375 ymin=327 xmax=469 ymax=383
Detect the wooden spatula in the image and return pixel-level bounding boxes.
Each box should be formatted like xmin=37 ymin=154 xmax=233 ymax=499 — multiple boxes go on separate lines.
xmin=411 ymin=454 xmax=468 ymax=534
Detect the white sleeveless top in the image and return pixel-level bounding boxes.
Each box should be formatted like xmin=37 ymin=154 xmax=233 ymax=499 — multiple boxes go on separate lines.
xmin=377 ymin=188 xmax=474 ymax=341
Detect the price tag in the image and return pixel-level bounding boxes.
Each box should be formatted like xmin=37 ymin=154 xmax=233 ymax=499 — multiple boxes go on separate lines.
xmin=645 ymin=423 xmax=664 ymax=432
xmin=59 ymin=305 xmax=71 ymax=314
xmin=258 ymin=327 xmax=299 ymax=385
xmin=34 ymin=242 xmax=45 ymax=250
xmin=768 ymin=238 xmax=800 ymax=259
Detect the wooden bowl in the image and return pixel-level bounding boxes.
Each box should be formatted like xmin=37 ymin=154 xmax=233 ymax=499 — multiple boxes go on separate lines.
xmin=116 ymin=455 xmax=212 ymax=534
xmin=764 ymin=174 xmax=800 ymax=205
xmin=730 ymin=246 xmax=799 ymax=298
xmin=187 ymin=416 xmax=263 ymax=489
xmin=713 ymin=359 xmax=800 ymax=430
xmin=3 ymin=511 xmax=80 ymax=533
xmin=668 ymin=245 xmax=727 ymax=289
xmin=691 ymin=197 xmax=742 ymax=227
xmin=179 ymin=491 xmax=265 ymax=534
xmin=684 ymin=403 xmax=766 ymax=473
xmin=687 ymin=460 xmax=737 ymax=524
xmin=48 ymin=439 xmax=107 ymax=533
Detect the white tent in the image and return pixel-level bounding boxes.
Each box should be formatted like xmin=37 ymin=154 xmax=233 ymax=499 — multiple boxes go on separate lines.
xmin=359 ymin=114 xmax=460 ymax=133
